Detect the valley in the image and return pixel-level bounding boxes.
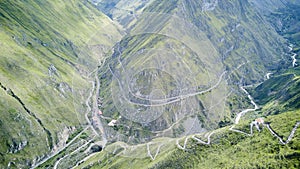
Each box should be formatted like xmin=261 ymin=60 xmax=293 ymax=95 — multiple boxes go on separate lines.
xmin=0 ymin=0 xmax=299 ymax=168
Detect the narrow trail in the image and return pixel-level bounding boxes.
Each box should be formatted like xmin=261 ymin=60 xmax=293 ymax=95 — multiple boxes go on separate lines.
xmin=229 ymin=85 xmax=259 ymax=136
xmin=34 ymin=57 xmax=108 ymax=168
xmin=192 ymin=131 xmax=214 ymax=145
xmin=228 ymin=84 xmax=300 ymax=145
xmin=292 ymin=53 xmax=297 ymax=67
xmin=146 ymin=45 xmax=300 ymax=159
xmin=109 ymin=65 xmax=227 ymax=106
xmin=93 ymin=71 xmax=107 ymax=146
xmin=53 ymin=157 xmax=63 ymax=169
xmin=53 ymin=138 xmax=94 ymax=169
xmin=176 ymin=129 xmax=217 ymax=150
xmin=31 ymin=126 xmax=89 ymax=169
xmin=176 ymin=137 xmax=190 ymax=150
xmin=175 ymin=73 xmax=299 ymax=152
xmin=77 ymin=46 xmax=299 ymax=162
xmin=67 ymin=58 xmax=109 ymax=168
xmin=266 ymin=122 xmax=300 ymax=145
xmin=289 ymin=45 xmax=298 ymax=67
xmin=71 ymin=152 xmax=98 ymax=169
xmin=233 ymin=86 xmax=258 ymax=125
xmin=266 ymin=73 xmax=272 ymax=79
xmin=85 ymin=80 xmax=99 ymax=137
xmin=82 ymin=58 xmax=108 ymax=144
xmin=119 ymin=47 xmax=207 ymax=103
xmin=147 ymin=143 xmax=163 ymax=160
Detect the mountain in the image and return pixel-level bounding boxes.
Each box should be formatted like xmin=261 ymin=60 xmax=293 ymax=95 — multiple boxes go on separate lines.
xmin=0 ymin=0 xmax=122 ymax=168
xmin=250 ymin=0 xmax=300 ymax=48
xmin=76 ymin=61 xmax=300 ymax=169
xmin=95 ymin=0 xmax=290 ymax=145
xmin=76 ymin=0 xmax=300 ymax=168
xmin=77 ymin=109 xmax=300 ymax=169
xmin=0 ymin=0 xmax=299 ymax=168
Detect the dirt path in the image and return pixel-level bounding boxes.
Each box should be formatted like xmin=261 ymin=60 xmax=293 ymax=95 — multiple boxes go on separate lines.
xmin=35 ymin=56 xmax=108 ymax=168
xmin=53 ymin=138 xmax=94 ymax=169
xmin=192 ymin=131 xmax=215 ymax=145
xmin=266 ymin=73 xmax=272 ymax=79
xmin=289 ymin=45 xmax=297 ymax=67
xmin=109 ymin=65 xmax=227 ymax=106
xmin=266 ymin=122 xmax=300 ymax=145
xmin=147 ymin=143 xmax=163 ymax=160
xmin=234 ymin=86 xmax=258 ymax=125
xmin=176 ymin=136 xmax=190 ymax=150
xmin=93 ymin=70 xmax=107 ymax=146
xmin=31 ymin=126 xmax=89 ymax=169
xmin=67 ymin=59 xmax=108 ymax=168
xmin=229 ymin=81 xmax=300 ymax=145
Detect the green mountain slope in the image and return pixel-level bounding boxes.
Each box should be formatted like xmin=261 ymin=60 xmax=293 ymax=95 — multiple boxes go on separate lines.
xmin=0 ymin=0 xmax=122 ymax=168
xmin=74 ymin=0 xmax=300 ymax=168
xmin=1 ymin=0 xmax=299 ymax=168
xmin=94 ymin=0 xmax=290 ymax=146
xmin=251 ymin=67 xmax=300 ymax=115
xmin=76 ymin=56 xmax=300 ymax=169
xmin=76 ymin=103 xmax=300 ymax=169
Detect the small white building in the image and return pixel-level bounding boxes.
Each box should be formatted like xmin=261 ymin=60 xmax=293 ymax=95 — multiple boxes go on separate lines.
xmin=108 ymin=119 xmax=117 ymax=127
xmin=255 ymin=118 xmax=264 ymax=125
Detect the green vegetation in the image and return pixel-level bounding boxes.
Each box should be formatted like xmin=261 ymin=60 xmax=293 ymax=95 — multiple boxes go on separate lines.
xmin=66 ymin=127 xmax=83 ymax=144
xmin=0 ymin=0 xmax=122 ymax=168
xmin=251 ymin=61 xmax=300 ymax=115
xmin=76 ymin=108 xmax=300 ymax=169
xmin=76 ymin=1 xmax=300 ymax=166
xmin=269 ymin=2 xmax=300 ymax=47
xmin=88 ymin=74 xmax=292 ymax=169
xmin=96 ymin=0 xmax=289 ymax=146
xmin=1 ymin=0 xmax=299 ymax=168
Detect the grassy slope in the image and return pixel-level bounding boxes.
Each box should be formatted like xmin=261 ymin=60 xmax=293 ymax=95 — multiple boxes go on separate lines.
xmin=251 ymin=67 xmax=300 ymax=115
xmin=96 ymin=0 xmax=289 ymax=142
xmin=75 ymin=1 xmax=300 ymax=168
xmin=271 ymin=2 xmax=300 ymax=47
xmin=179 ymin=0 xmax=288 ymax=82
xmin=76 ymin=68 xmax=300 ymax=168
xmin=0 ymin=0 xmax=122 ymax=168
xmin=76 ymin=110 xmax=300 ymax=169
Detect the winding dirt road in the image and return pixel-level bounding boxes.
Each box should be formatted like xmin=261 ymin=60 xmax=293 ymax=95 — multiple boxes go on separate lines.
xmin=109 ymin=65 xmax=227 ymax=107
xmin=31 ymin=126 xmax=89 ymax=169
xmin=234 ymin=86 xmax=258 ymax=124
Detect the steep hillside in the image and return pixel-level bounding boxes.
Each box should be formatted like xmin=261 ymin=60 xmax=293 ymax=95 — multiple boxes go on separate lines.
xmin=76 ymin=103 xmax=300 ymax=169
xmin=251 ymin=67 xmax=300 ymax=113
xmin=92 ymin=0 xmax=153 ymax=26
xmin=1 ymin=0 xmax=299 ymax=168
xmin=0 ymin=0 xmax=122 ymax=168
xmin=76 ymin=30 xmax=300 ymax=169
xmin=71 ymin=0 xmax=300 ymax=168
xmin=94 ymin=0 xmax=289 ymax=147
xmin=250 ymin=0 xmax=300 ymax=50
xmin=249 ymin=0 xmax=288 ymax=13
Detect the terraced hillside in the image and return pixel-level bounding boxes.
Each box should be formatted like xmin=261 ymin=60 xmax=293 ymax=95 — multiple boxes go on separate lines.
xmin=0 ymin=0 xmax=122 ymax=167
